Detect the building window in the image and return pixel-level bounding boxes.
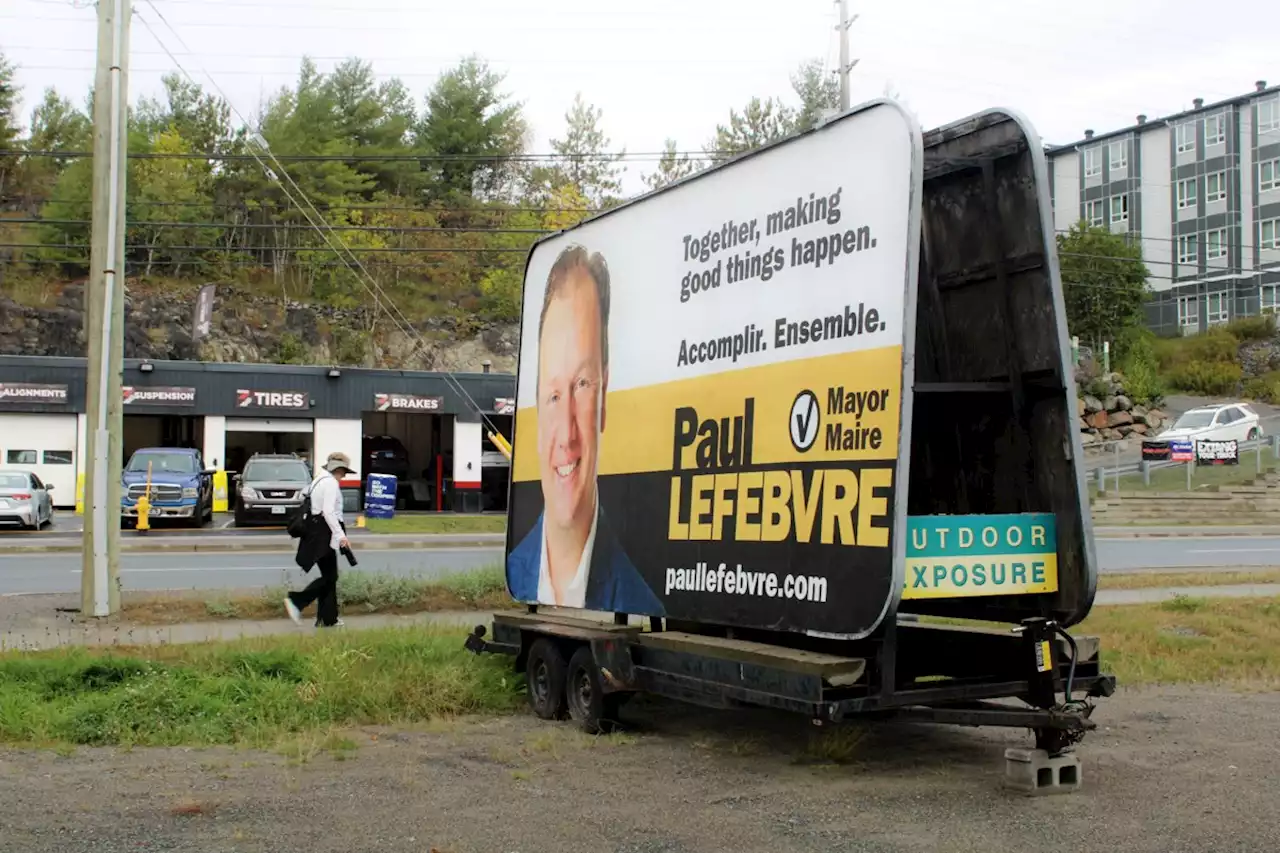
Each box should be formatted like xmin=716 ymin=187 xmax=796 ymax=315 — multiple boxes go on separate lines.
xmin=1085 ymin=199 xmax=1104 ymax=226
xmin=1206 ymin=171 xmax=1227 ymax=203
xmin=1110 ymin=194 xmax=1129 ymax=224
xmin=1178 ymin=295 xmax=1199 ymax=330
xmin=1259 ymin=97 xmax=1280 ymax=133
xmin=42 ymin=450 xmax=73 ymax=465
xmin=1262 ymin=218 xmax=1280 ymax=250
xmin=1204 ymin=114 xmax=1227 ymax=146
xmin=1262 ymin=284 xmax=1280 ymax=314
xmin=1084 ymin=146 xmax=1102 ymax=178
xmin=6 ymin=450 xmax=36 ymax=465
xmin=1206 ymin=291 xmax=1229 ymax=325
xmin=1176 ymin=178 xmax=1197 ymax=209
xmin=1108 ymin=140 xmax=1127 ymax=170
xmin=1176 ymin=122 xmax=1196 ymax=153
xmin=1178 ymin=233 xmax=1199 ymax=265
xmin=1206 ymin=227 xmax=1228 ymax=259
xmin=1261 ymin=159 xmax=1279 ymax=193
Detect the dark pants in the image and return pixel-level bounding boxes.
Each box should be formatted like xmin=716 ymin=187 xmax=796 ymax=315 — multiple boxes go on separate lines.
xmin=289 ymin=524 xmax=344 ymax=626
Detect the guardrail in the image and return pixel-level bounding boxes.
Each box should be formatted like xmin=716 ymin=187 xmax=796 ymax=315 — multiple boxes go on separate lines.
xmin=1086 ymin=434 xmax=1280 ymax=493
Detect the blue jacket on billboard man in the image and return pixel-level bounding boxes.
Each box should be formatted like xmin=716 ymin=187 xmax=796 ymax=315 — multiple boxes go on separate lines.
xmin=506 ymin=244 xmax=665 ymax=616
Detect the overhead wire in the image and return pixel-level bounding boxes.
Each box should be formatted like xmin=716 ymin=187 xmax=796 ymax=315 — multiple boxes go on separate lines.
xmin=134 ymin=0 xmax=512 ymax=437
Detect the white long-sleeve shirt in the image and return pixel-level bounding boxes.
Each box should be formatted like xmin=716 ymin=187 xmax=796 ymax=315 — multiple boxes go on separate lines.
xmin=308 ymin=469 xmax=346 ymax=551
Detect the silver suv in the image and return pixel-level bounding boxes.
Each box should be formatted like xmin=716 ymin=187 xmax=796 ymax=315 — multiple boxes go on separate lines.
xmin=234 ymin=453 xmax=312 ymax=527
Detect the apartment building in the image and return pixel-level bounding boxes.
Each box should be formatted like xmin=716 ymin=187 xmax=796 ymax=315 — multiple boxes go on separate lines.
xmin=1046 ymin=81 xmax=1280 ymax=336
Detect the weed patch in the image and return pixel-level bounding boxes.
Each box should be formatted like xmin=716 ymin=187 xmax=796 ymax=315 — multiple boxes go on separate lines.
xmin=0 ymin=627 xmax=522 ymax=748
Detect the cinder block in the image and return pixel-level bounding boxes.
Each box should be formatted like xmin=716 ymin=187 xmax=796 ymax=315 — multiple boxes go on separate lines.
xmin=1003 ymin=747 xmax=1082 ymax=796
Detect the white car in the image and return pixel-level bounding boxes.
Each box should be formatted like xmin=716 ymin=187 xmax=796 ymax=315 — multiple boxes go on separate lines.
xmin=1155 ymin=403 xmax=1264 ymax=444
xmin=0 ymin=469 xmax=56 ymax=529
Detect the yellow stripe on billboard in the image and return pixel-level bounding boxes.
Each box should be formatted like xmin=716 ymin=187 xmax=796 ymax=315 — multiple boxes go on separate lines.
xmin=512 ymin=343 xmax=902 ymax=482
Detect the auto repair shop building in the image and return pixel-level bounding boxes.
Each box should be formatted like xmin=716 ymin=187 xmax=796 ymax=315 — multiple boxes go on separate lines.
xmin=0 ymin=355 xmax=515 ymax=512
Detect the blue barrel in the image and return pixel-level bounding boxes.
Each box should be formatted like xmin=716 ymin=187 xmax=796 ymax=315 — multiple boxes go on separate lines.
xmin=364 ymin=473 xmax=398 ymax=519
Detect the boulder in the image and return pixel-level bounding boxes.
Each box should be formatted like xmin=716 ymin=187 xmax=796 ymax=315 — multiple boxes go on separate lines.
xmin=1133 ymin=404 xmax=1149 ymax=419
xmin=1077 ymin=397 xmax=1086 ymax=417
xmin=1082 ymin=432 xmax=1103 ymax=447
xmin=1084 ymin=395 xmax=1104 ymax=413
xmin=1088 ymin=411 xmax=1110 ymax=430
xmin=1128 ymin=423 xmax=1149 ymax=435
xmin=1108 ymin=411 xmax=1135 ymax=428
xmin=1115 ymin=395 xmax=1134 ymax=411
xmin=1104 ymin=396 xmax=1119 ymax=412
xmin=1100 ymin=429 xmax=1123 ymax=442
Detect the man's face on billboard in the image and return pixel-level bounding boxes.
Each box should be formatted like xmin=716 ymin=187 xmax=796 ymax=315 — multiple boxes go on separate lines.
xmin=536 ymin=266 xmax=606 ymax=535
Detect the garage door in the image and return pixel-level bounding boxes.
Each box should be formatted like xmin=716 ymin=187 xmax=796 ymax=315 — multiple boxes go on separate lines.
xmin=0 ymin=413 xmax=79 ymax=507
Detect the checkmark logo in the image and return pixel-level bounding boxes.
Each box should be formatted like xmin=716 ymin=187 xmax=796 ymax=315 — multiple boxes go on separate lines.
xmin=790 ymin=389 xmax=820 ymax=452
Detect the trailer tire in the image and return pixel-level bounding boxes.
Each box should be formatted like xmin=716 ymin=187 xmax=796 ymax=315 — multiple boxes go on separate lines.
xmin=525 ymin=638 xmax=569 ymax=721
xmin=565 ymin=646 xmax=619 ymax=734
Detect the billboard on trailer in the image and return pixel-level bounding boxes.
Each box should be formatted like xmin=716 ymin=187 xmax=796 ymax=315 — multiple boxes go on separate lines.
xmin=505 ymin=101 xmax=923 ymax=639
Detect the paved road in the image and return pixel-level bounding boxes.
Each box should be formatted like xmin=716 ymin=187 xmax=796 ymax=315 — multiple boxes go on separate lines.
xmin=1097 ymin=535 xmax=1280 ymax=571
xmin=0 ymin=547 xmax=500 ymax=596
xmin=3 ymin=535 xmax=1280 ymax=596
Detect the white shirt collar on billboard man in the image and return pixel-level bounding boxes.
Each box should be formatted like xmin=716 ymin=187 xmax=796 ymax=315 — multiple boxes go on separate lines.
xmin=537 ymin=485 xmax=599 ymax=609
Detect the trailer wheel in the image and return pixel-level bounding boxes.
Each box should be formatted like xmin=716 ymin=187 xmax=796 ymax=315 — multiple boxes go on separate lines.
xmin=525 ymin=638 xmax=568 ymax=721
xmin=565 ymin=646 xmax=619 ymax=734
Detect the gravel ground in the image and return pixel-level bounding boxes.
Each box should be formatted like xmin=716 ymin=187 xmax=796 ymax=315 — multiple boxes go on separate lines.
xmin=2 ymin=686 xmax=1278 ymax=853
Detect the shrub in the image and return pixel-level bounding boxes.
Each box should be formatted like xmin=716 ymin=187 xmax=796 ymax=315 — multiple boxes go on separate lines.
xmin=1153 ymin=327 xmax=1239 ymax=372
xmin=1165 ymin=360 xmax=1242 ymax=396
xmin=1225 ymin=315 xmax=1277 ymax=342
xmin=1117 ymin=329 xmax=1166 ymax=406
xmin=1243 ymin=370 xmax=1280 ymax=404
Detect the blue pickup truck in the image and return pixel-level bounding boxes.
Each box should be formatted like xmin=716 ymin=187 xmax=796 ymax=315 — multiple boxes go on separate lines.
xmin=120 ymin=447 xmax=215 ymax=528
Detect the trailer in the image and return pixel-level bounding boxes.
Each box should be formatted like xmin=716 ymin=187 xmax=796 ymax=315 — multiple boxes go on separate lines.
xmin=465 ymin=102 xmax=1115 ymax=783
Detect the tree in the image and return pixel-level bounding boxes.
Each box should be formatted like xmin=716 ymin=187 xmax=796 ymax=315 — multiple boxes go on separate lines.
xmin=547 ymin=93 xmax=624 ymax=207
xmin=0 ymin=52 xmax=20 ymax=200
xmin=707 ymin=96 xmax=794 ymax=162
xmin=791 ymin=59 xmax=839 ymax=132
xmin=1057 ymin=222 xmax=1150 ymax=352
xmin=129 ymin=125 xmax=217 ymax=277
xmin=414 ymin=55 xmax=528 ymax=202
xmin=642 ymin=139 xmax=701 ymax=192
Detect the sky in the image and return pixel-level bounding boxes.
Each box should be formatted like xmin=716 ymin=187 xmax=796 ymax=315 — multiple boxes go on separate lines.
xmin=2 ymin=0 xmax=1275 ymax=194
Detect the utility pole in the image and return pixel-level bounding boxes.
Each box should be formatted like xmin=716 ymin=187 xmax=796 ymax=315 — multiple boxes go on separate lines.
xmin=82 ymin=0 xmax=130 ymax=618
xmin=835 ymin=0 xmax=858 ymax=112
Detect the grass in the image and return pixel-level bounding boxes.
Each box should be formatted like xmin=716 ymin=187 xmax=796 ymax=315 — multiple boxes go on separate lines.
xmin=1080 ymin=596 xmax=1280 ymax=686
xmin=923 ymin=597 xmax=1280 ymax=687
xmin=0 ymin=626 xmax=523 ymax=748
xmin=1098 ymin=569 xmax=1280 ymax=590
xmin=363 ymin=514 xmax=506 ymax=535
xmin=124 ymin=566 xmax=512 ymax=625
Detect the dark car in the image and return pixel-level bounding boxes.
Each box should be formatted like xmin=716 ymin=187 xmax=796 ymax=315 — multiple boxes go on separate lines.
xmin=363 ymin=434 xmax=411 ymax=482
xmin=234 ymin=453 xmax=312 ymax=527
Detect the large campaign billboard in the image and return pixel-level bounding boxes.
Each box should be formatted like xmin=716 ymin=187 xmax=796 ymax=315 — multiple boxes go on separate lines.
xmin=505 ymin=101 xmax=923 ymax=639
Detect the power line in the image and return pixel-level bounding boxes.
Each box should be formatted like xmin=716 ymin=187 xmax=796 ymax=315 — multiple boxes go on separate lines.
xmin=4 ymin=148 xmax=716 ymax=162
xmin=135 ymin=1 xmax=506 ymax=435
xmin=3 ymin=217 xmax=552 ymax=235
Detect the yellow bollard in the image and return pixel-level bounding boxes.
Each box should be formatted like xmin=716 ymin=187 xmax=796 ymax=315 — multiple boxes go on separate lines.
xmin=212 ymin=469 xmax=228 ymax=513
xmin=355 ymin=513 xmax=366 ymax=529
xmin=75 ymin=473 xmax=85 ymax=514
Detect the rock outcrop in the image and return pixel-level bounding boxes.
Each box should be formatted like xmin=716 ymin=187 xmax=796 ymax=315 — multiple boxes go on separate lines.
xmin=0 ymin=283 xmax=518 ymax=373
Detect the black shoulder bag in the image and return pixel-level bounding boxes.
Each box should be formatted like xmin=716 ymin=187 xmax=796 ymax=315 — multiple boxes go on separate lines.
xmin=286 ymin=480 xmax=317 ymax=539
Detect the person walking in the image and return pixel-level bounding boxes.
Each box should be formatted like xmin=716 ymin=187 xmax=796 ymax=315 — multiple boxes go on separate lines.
xmin=285 ymin=451 xmax=355 ymax=628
